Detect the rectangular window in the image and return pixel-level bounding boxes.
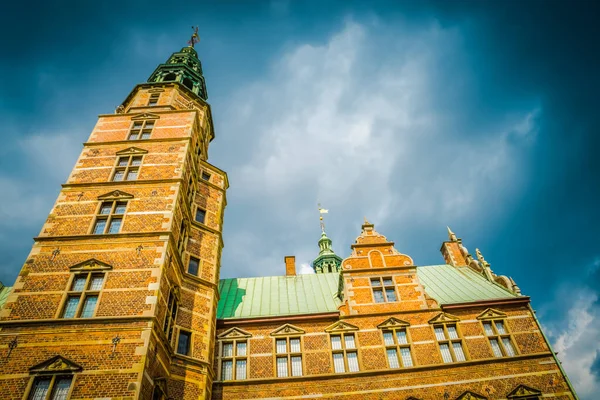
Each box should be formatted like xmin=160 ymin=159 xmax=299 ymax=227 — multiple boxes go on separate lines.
xmin=177 ymin=330 xmax=191 ymax=355
xmin=274 ymin=336 xmax=303 ymax=377
xmin=433 ymin=324 xmax=467 ymax=363
xmin=112 ymin=155 xmax=142 ymax=182
xmin=61 ymin=272 xmax=104 ymax=319
xmin=148 ymin=93 xmax=160 ymax=106
xmin=163 ymin=288 xmax=179 ymax=344
xmin=188 ymin=256 xmax=200 ymax=276
xmin=92 ymin=201 xmax=127 ymax=235
xmin=128 ymin=120 xmax=155 ymax=140
xmin=382 ymin=327 xmax=413 ymax=368
xmin=330 ymin=333 xmax=359 ymax=373
xmin=28 ymin=375 xmax=73 ymax=400
xmin=195 ymin=208 xmax=206 ymax=224
xmin=370 ymin=277 xmax=397 ymax=302
xmin=177 ymin=221 xmax=188 ymax=256
xmin=220 ymin=339 xmax=247 ymax=380
xmin=201 ymin=171 xmax=211 ymax=181
xmin=482 ymin=319 xmax=518 ymax=358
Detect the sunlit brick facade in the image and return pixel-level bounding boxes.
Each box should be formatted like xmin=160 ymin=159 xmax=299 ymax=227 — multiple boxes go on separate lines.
xmin=0 ymin=43 xmax=578 ymax=400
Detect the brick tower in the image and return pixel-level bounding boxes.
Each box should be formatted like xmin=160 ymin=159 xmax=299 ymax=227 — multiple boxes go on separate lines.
xmin=0 ymin=39 xmax=226 ymax=399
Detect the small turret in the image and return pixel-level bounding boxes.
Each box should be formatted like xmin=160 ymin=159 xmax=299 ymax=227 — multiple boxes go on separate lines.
xmin=312 ymin=230 xmax=343 ymax=273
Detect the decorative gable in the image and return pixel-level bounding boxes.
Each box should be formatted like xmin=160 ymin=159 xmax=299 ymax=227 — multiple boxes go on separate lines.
xmin=270 ymin=324 xmax=305 ymax=337
xmin=29 ymin=355 xmax=82 ymax=375
xmin=115 ymin=147 xmax=148 ymax=156
xmin=69 ymin=258 xmax=112 ymax=272
xmin=131 ymin=112 xmax=160 ymax=120
xmin=507 ymin=384 xmax=542 ymax=398
xmin=217 ymin=327 xmax=252 ymax=339
xmin=377 ymin=317 xmax=410 ymax=329
xmin=325 ymin=320 xmax=359 ymax=333
xmin=477 ymin=308 xmax=508 ymax=320
xmin=456 ymin=391 xmax=487 ymax=400
xmin=428 ymin=312 xmax=460 ymax=324
xmin=98 ymin=190 xmax=134 ymax=201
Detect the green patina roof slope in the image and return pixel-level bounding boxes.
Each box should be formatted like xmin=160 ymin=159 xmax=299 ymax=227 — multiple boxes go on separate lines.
xmin=0 ymin=285 xmax=12 ymax=310
xmin=217 ymin=265 xmax=516 ymax=320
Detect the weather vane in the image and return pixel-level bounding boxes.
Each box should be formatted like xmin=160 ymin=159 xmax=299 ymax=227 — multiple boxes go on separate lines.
xmin=188 ymin=26 xmax=200 ymax=48
xmin=317 ymin=203 xmax=329 ymax=232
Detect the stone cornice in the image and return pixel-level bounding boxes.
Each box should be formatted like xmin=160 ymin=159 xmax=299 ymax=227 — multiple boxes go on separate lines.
xmin=0 ymin=315 xmax=154 ymax=327
xmin=217 ymin=312 xmax=340 ymax=327
xmin=442 ymin=297 xmax=530 ymax=310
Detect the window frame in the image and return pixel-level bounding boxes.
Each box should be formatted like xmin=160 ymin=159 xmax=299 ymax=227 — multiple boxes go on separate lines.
xmin=59 ymin=271 xmax=105 ymax=319
xmin=481 ymin=318 xmax=519 ymax=358
xmin=163 ymin=287 xmax=180 ymax=346
xmin=111 ymin=154 xmax=143 ymax=182
xmin=274 ymin=336 xmax=303 ymax=378
xmin=433 ymin=323 xmax=468 ymax=363
xmin=381 ymin=326 xmax=414 ymax=368
xmin=218 ymin=338 xmax=248 ymax=381
xmin=128 ymin=120 xmax=155 ymax=140
xmin=201 ymin=171 xmax=211 ymax=181
xmin=187 ymin=255 xmax=201 ymax=277
xmin=176 ymin=329 xmax=192 ymax=356
xmin=91 ymin=200 xmax=127 ymax=235
xmin=26 ymin=374 xmax=74 ymax=400
xmin=329 ymin=332 xmax=360 ymax=373
xmin=177 ymin=221 xmax=188 ymax=256
xmin=370 ymin=276 xmax=398 ymax=303
xmin=148 ymin=93 xmax=160 ymax=106
xmin=195 ymin=207 xmax=206 ymax=224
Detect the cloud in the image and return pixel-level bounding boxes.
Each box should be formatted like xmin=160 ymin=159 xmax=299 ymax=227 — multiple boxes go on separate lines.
xmin=214 ymin=19 xmax=540 ymax=277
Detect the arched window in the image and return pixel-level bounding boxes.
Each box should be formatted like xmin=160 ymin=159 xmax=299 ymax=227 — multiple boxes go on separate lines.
xmin=163 ymin=73 xmax=177 ymax=81
xmin=182 ymin=77 xmax=195 ymax=91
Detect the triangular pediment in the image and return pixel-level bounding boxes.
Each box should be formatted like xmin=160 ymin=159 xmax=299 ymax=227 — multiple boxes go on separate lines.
xmin=29 ymin=355 xmax=82 ymax=375
xmin=148 ymin=88 xmax=165 ymax=94
xmin=377 ymin=317 xmax=410 ymax=329
xmin=115 ymin=147 xmax=148 ymax=156
xmin=325 ymin=320 xmax=359 ymax=333
xmin=218 ymin=327 xmax=252 ymax=339
xmin=98 ymin=190 xmax=134 ymax=200
xmin=69 ymin=258 xmax=112 ymax=272
xmin=456 ymin=391 xmax=487 ymax=400
xmin=131 ymin=112 xmax=160 ymax=120
xmin=477 ymin=308 xmax=508 ymax=320
xmin=428 ymin=312 xmax=460 ymax=324
xmin=507 ymin=384 xmax=542 ymax=398
xmin=270 ymin=324 xmax=305 ymax=337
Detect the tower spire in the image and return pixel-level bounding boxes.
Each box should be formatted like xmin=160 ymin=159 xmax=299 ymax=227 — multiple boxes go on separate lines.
xmin=312 ymin=205 xmax=342 ymax=274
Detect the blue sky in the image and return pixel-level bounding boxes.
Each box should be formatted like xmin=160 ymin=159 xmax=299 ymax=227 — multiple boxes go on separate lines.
xmin=1 ymin=0 xmax=599 ymax=396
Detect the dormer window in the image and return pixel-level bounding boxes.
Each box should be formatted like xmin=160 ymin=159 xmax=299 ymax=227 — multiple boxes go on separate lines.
xmin=370 ymin=277 xmax=397 ymax=303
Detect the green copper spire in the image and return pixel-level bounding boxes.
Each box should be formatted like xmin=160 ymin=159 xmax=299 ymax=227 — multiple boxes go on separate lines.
xmin=312 ymin=230 xmax=343 ymax=273
xmin=147 ymin=29 xmax=208 ymax=100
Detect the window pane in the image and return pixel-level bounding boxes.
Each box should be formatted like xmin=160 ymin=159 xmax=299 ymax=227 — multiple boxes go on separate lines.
xmin=396 ymin=330 xmax=408 ymax=345
xmin=62 ymin=296 xmax=80 ymax=318
xmin=221 ymin=360 xmax=233 ymax=380
xmin=177 ymin=331 xmax=191 ymax=355
xmin=236 ymin=360 xmax=247 ymax=380
xmin=51 ymin=376 xmax=72 ymax=400
xmin=131 ymin=156 xmax=142 ymax=166
xmin=452 ymin=342 xmax=466 ymax=361
xmin=290 ymin=338 xmax=301 ymax=353
xmin=80 ymin=295 xmax=98 ymax=318
xmin=440 ymin=343 xmax=453 ymax=363
xmin=373 ymin=289 xmax=385 ymax=303
xmin=276 ymin=357 xmax=288 ymax=377
xmin=108 ymin=218 xmax=122 ymax=234
xmin=89 ymin=275 xmax=103 ymax=291
xmin=483 ymin=322 xmax=494 ymax=336
xmin=386 ymin=348 xmax=399 ymax=368
xmin=495 ymin=321 xmax=506 ymax=334
xmin=222 ymin=343 xmax=233 ymax=357
xmin=333 ymin=353 xmax=345 ymax=373
xmin=400 ymin=347 xmax=413 ymax=367
xmin=128 ymin=133 xmax=138 ymax=140
xmin=133 ymin=122 xmax=143 ymax=128
xmin=112 ymin=170 xmax=124 ymax=181
xmin=291 ymin=356 xmax=302 ymax=376
xmin=446 ymin=325 xmax=459 ymax=339
xmin=385 ymin=288 xmax=397 ymax=302
xmin=331 ymin=336 xmax=342 ymax=350
xmin=195 ymin=208 xmax=206 ymax=224
xmin=28 ymin=377 xmax=51 ymax=400
xmin=370 ymin=278 xmax=381 ymax=287
xmin=490 ymin=338 xmax=503 ymax=357
xmin=202 ymin=172 xmax=211 ymax=181
xmin=126 ymin=169 xmax=138 ymax=180
xmin=344 ymin=334 xmax=356 ymax=349
xmin=188 ymin=257 xmax=199 ymax=276
xmin=276 ymin=339 xmax=287 ymax=354
xmin=71 ymin=276 xmax=87 ymax=291
xmin=383 ymin=331 xmax=394 ymax=346
xmin=93 ymin=219 xmax=107 ymax=234
xmin=347 ymin=351 xmax=359 ymax=372
xmin=141 ymin=132 xmax=151 ymax=140
xmin=99 ymin=203 xmax=112 ymax=214
xmin=382 ymin=278 xmax=393 ymax=286
xmin=145 ymin=121 xmax=154 ymax=128
xmin=502 ymin=337 xmax=516 ymax=356
xmin=114 ymin=202 xmax=127 ymax=214
xmin=236 ymin=342 xmax=247 ymax=357
xmin=434 ymin=326 xmax=446 ymax=341
xmin=117 ymin=158 xmax=128 ymax=167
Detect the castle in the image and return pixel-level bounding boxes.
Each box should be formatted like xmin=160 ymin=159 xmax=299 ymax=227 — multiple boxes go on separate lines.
xmin=0 ymin=38 xmax=577 ymax=399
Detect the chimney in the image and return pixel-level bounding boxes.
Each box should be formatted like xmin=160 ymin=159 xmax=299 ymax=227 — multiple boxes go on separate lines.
xmin=284 ymin=256 xmax=296 ymax=276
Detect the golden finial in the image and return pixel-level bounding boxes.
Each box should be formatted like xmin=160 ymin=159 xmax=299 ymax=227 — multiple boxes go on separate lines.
xmin=188 ymin=26 xmax=200 ymax=48
xmin=447 ymin=226 xmax=458 ymax=241
xmin=318 ymin=203 xmax=329 ymax=232
xmin=475 ymin=248 xmax=489 ymax=266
